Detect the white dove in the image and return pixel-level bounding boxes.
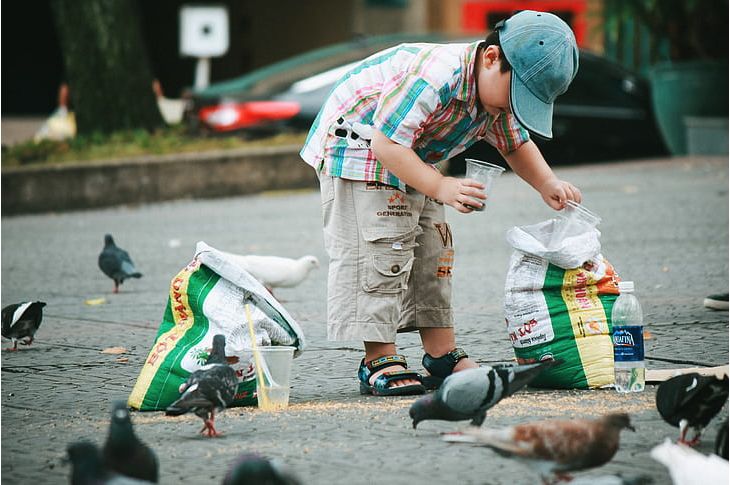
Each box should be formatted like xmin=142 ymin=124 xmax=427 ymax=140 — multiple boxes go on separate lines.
xmin=224 ymin=253 xmax=319 ymax=295
xmin=651 ymin=438 xmax=729 ymax=485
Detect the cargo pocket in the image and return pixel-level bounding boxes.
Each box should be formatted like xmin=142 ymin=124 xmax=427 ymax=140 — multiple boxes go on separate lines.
xmin=361 ymin=226 xmax=420 ymax=294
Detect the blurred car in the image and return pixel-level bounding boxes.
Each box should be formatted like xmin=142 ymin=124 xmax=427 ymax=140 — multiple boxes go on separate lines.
xmin=189 ymin=35 xmax=667 ymax=169
xmin=190 ymin=34 xmax=449 ymax=134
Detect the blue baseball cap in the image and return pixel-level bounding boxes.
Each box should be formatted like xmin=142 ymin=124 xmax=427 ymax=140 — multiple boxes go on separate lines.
xmin=495 ymin=10 xmax=579 ymax=139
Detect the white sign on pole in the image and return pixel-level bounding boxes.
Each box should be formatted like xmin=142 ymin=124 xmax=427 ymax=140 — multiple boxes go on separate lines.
xmin=179 ymin=5 xmax=229 ymax=89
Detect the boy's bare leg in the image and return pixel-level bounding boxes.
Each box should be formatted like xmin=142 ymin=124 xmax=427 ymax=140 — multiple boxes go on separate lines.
xmin=364 ymin=342 xmax=420 ymax=387
xmin=419 ymin=327 xmax=478 ymax=373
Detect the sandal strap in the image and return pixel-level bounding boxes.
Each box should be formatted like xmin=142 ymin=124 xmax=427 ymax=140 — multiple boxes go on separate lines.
xmin=422 ymin=348 xmax=469 ymax=378
xmin=373 ymin=369 xmax=423 ymax=388
xmin=366 ymin=354 xmax=409 ymax=372
xmin=358 ymin=354 xmax=413 ymax=387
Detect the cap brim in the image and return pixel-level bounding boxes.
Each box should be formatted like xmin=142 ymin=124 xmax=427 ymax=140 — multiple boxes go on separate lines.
xmin=510 ymin=74 xmax=554 ymax=140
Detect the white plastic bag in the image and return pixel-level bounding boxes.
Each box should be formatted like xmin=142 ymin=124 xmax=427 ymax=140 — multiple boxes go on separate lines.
xmin=505 ymin=219 xmax=601 ymax=270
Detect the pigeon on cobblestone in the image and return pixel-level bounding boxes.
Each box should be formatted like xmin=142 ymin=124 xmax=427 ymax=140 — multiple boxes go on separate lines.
xmin=102 ymin=401 xmax=159 ymax=483
xmin=98 ymin=234 xmax=142 ymax=293
xmin=442 ymin=413 xmax=634 ymax=484
xmin=651 ymin=438 xmax=729 ymax=485
xmin=224 ymin=253 xmax=319 ymax=295
xmin=68 ymin=441 xmax=154 ymax=485
xmin=656 ymin=372 xmax=729 ymax=446
xmin=222 ymin=453 xmax=302 ymax=485
xmin=165 ymin=334 xmax=238 ymax=437
xmin=410 ymin=360 xmax=559 ymax=428
xmin=1 ymin=301 xmax=46 ymax=351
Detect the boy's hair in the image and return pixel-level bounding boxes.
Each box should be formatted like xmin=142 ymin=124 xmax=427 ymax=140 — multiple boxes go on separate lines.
xmin=481 ymin=30 xmax=512 ymax=73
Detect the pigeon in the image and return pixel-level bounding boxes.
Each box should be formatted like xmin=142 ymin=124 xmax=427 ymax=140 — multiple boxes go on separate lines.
xmin=98 ymin=234 xmax=142 ymax=293
xmin=410 ymin=359 xmax=559 ymax=428
xmin=102 ymin=401 xmax=159 ymax=483
xmin=1 ymin=301 xmax=46 ymax=351
xmin=224 ymin=253 xmax=319 ymax=295
xmin=715 ymin=419 xmax=728 ymax=460
xmin=165 ymin=334 xmax=238 ymax=437
xmin=655 ymin=372 xmax=729 ymax=445
xmin=651 ymin=438 xmax=729 ymax=485
xmin=67 ymin=441 xmax=154 ymax=485
xmin=442 ymin=413 xmax=635 ymax=484
xmin=222 ymin=453 xmax=302 ymax=485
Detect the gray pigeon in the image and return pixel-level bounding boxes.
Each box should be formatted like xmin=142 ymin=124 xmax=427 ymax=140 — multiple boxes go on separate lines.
xmin=443 ymin=413 xmax=635 ymax=484
xmin=98 ymin=234 xmax=142 ymax=293
xmin=222 ymin=453 xmax=302 ymax=485
xmin=102 ymin=401 xmax=159 ymax=483
xmin=1 ymin=301 xmax=46 ymax=351
xmin=67 ymin=441 xmax=154 ymax=485
xmin=165 ymin=334 xmax=238 ymax=437
xmin=410 ymin=360 xmax=559 ymax=428
xmin=656 ymin=372 xmax=729 ymax=445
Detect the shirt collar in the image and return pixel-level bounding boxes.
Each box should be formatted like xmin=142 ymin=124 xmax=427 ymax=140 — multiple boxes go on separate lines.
xmin=457 ymin=41 xmax=484 ymax=119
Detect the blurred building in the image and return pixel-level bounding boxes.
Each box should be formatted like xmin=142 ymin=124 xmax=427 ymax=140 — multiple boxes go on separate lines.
xmin=2 ymin=0 xmax=607 ymax=115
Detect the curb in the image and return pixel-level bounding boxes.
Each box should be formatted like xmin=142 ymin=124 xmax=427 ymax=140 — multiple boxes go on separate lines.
xmin=1 ymin=144 xmax=317 ymax=215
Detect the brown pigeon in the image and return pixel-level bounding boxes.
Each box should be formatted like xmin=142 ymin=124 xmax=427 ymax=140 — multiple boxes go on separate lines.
xmin=442 ymin=413 xmax=635 ymax=484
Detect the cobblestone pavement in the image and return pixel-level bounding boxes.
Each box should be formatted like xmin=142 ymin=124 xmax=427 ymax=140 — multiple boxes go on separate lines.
xmin=2 ymin=156 xmax=728 ymax=484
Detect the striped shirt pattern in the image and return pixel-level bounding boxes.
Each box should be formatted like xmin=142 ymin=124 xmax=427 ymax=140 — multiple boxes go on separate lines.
xmin=300 ymin=41 xmax=529 ymax=189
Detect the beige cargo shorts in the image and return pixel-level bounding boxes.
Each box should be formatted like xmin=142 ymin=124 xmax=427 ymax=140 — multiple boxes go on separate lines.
xmin=320 ymin=175 xmax=454 ymax=342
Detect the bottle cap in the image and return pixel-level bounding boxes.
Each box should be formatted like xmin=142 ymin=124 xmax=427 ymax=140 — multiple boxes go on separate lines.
xmin=618 ymin=281 xmax=635 ymax=293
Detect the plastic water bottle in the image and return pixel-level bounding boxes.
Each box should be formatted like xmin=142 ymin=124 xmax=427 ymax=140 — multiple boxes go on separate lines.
xmin=612 ymin=281 xmax=645 ymax=392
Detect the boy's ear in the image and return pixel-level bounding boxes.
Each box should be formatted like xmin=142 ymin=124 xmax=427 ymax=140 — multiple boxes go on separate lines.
xmin=482 ymin=45 xmax=501 ymax=67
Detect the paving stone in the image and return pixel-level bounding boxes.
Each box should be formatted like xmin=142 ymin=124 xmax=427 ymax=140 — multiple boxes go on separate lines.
xmin=1 ymin=157 xmax=727 ymax=484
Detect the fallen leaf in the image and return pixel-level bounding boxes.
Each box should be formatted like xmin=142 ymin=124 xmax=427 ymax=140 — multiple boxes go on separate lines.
xmin=84 ymin=297 xmax=107 ymax=306
xmin=101 ymin=346 xmax=128 ymax=355
xmin=115 ymin=357 xmax=129 ymax=363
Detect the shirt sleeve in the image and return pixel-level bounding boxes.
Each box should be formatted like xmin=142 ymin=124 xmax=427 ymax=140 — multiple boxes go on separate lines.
xmin=372 ymin=72 xmax=442 ymax=148
xmin=483 ymin=112 xmax=530 ymax=156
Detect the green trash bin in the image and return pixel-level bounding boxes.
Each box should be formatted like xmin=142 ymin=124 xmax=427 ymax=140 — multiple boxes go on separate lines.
xmin=649 ymin=60 xmax=729 ymax=155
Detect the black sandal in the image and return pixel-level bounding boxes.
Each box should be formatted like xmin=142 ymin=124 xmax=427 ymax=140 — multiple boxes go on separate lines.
xmin=422 ymin=348 xmax=469 ymax=390
xmin=358 ymin=354 xmax=425 ymax=396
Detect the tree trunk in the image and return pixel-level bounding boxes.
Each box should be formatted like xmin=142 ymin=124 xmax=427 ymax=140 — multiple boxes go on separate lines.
xmin=51 ymin=0 xmax=163 ymax=135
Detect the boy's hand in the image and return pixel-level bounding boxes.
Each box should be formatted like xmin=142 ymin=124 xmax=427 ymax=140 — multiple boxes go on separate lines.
xmin=435 ymin=177 xmax=487 ymax=213
xmin=538 ymin=178 xmax=582 ymax=210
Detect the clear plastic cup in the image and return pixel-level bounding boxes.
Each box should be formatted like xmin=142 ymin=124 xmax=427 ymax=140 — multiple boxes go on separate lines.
xmin=548 ymin=200 xmax=602 ymax=248
xmin=248 ymin=346 xmax=295 ymax=411
xmin=464 ymin=159 xmax=506 ymax=211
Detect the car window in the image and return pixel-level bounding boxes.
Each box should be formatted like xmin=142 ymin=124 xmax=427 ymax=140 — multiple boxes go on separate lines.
xmin=289 ymin=61 xmax=361 ymax=94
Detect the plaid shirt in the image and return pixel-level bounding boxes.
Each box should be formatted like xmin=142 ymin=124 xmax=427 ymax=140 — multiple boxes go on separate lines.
xmin=300 ymin=41 xmax=530 ymax=190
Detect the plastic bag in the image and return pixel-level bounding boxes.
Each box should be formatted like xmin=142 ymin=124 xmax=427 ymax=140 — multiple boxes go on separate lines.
xmin=128 ymin=242 xmax=305 ymax=410
xmin=505 ymin=219 xmax=602 ymax=270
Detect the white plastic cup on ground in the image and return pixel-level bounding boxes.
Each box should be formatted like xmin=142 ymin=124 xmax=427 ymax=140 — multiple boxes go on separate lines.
xmin=548 ymin=200 xmax=602 ymax=248
xmin=464 ymin=159 xmax=506 ymax=211
xmin=250 ymin=346 xmax=295 ymax=411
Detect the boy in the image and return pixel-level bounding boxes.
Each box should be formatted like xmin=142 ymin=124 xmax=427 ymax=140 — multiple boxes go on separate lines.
xmin=300 ymin=10 xmax=582 ymax=396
